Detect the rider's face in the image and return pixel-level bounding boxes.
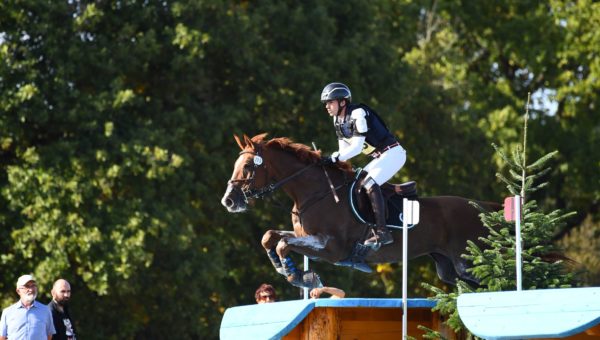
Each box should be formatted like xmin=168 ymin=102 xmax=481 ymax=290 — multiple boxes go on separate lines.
xmin=325 ymin=100 xmax=345 ymax=116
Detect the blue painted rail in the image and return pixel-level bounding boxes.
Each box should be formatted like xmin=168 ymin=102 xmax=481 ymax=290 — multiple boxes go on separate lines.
xmin=457 ymin=287 xmax=600 ymax=339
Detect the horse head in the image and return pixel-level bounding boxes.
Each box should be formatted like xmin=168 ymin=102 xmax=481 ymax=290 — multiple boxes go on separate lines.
xmin=221 ymin=133 xmax=272 ymax=212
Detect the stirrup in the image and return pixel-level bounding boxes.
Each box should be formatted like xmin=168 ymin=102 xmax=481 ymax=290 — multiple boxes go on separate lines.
xmin=364 ymin=228 xmax=393 ymax=250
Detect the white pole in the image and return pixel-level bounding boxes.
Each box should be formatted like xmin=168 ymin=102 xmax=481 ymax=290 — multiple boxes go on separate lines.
xmin=303 ymin=255 xmax=309 ymax=299
xmin=402 ymin=198 xmax=409 ymax=339
xmin=514 ymin=195 xmax=522 ymax=291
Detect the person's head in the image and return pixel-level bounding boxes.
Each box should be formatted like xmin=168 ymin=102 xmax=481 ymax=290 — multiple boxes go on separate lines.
xmin=15 ymin=274 xmax=37 ymax=305
xmin=51 ymin=279 xmax=72 ymax=306
xmin=254 ymin=283 xmax=277 ymax=304
xmin=321 ymin=82 xmax=352 ymax=117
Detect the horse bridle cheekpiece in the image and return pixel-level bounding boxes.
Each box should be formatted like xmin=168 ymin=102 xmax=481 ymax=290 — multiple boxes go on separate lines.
xmin=229 ymin=148 xmax=272 ymax=203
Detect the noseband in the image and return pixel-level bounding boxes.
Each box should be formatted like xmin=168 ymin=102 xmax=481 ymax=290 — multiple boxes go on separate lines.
xmin=228 ymin=149 xmax=316 ymax=202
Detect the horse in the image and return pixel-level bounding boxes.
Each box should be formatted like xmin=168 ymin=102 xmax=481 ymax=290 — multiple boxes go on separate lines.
xmin=221 ymin=133 xmax=501 ymax=289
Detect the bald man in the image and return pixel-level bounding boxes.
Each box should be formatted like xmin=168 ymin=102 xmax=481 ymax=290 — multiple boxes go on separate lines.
xmin=48 ymin=279 xmax=76 ymax=340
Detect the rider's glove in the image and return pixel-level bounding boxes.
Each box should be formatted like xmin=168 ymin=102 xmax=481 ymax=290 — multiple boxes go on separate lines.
xmin=321 ymin=152 xmax=339 ymax=165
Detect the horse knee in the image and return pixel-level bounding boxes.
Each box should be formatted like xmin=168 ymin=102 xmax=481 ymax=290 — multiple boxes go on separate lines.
xmin=276 ymin=239 xmax=290 ymax=258
xmin=261 ymin=230 xmax=279 ymax=249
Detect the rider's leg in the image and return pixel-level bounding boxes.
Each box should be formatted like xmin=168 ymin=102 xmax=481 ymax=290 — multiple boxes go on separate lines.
xmin=362 ymin=177 xmax=393 ymax=248
xmin=362 ymin=147 xmax=406 ymax=249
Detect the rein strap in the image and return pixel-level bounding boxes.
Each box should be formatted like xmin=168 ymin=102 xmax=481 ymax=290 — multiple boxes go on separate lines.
xmin=245 ymin=163 xmax=317 ymax=200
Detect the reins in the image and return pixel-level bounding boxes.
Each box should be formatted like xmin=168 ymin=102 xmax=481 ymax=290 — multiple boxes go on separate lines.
xmin=231 ymin=146 xmax=354 ymax=222
xmin=229 ymin=149 xmax=318 ymax=202
xmin=244 ymin=162 xmax=317 ymax=200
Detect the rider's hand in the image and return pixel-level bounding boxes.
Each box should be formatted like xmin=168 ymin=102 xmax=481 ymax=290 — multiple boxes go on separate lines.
xmin=321 ymin=152 xmax=339 ymax=165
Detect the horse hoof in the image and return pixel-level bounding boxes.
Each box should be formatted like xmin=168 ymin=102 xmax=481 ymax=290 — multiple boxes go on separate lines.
xmin=302 ymin=270 xmax=323 ymax=289
xmin=286 ymin=270 xmax=323 ymax=289
xmin=353 ymin=262 xmax=373 ymax=273
xmin=335 ymin=260 xmax=374 ymax=273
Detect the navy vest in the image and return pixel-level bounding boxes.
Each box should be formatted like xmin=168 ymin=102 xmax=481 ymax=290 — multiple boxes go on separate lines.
xmin=334 ymin=103 xmax=397 ymax=151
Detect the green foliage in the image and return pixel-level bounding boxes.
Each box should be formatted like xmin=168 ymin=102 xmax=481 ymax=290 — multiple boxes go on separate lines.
xmin=423 ymin=121 xmax=579 ymax=337
xmin=0 ymin=0 xmax=597 ymax=338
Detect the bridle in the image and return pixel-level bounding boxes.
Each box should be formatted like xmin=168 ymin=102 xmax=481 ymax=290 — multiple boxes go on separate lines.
xmin=228 ymin=148 xmax=316 ymax=203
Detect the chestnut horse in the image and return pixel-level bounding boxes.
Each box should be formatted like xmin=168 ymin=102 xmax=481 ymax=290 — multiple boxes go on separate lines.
xmin=221 ymin=134 xmax=500 ymax=289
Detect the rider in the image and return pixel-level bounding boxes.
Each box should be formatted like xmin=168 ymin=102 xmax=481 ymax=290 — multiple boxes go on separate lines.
xmin=320 ymin=82 xmax=407 ymax=250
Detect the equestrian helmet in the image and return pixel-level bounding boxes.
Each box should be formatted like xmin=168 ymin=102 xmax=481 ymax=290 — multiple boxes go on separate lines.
xmin=321 ymin=82 xmax=352 ymax=103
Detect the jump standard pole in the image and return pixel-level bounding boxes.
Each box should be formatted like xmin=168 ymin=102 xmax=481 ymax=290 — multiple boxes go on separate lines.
xmin=504 ymin=195 xmax=523 ymax=291
xmin=303 ymin=255 xmax=309 ymax=299
xmin=402 ymin=198 xmax=420 ymax=339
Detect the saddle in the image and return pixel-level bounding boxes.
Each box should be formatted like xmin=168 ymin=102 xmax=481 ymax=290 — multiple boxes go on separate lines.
xmin=349 ymin=170 xmax=418 ymax=229
xmin=334 ymin=170 xmax=418 ymax=273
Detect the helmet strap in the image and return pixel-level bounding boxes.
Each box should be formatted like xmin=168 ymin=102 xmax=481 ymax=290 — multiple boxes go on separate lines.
xmin=336 ymin=99 xmax=346 ymax=117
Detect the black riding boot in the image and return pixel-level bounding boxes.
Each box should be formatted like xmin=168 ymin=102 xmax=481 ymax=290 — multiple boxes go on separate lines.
xmin=364 ymin=183 xmax=393 ymax=249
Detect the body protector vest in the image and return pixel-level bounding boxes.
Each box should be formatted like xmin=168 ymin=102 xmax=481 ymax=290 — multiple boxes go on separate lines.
xmin=334 ymin=103 xmax=397 ymax=155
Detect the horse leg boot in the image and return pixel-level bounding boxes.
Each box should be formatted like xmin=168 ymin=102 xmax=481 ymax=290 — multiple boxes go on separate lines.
xmin=363 ymin=179 xmax=393 ymax=249
xmin=277 ymin=240 xmax=323 ymax=289
xmin=267 ymin=249 xmax=286 ymax=276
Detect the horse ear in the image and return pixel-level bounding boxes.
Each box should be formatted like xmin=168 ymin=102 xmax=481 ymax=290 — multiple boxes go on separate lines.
xmin=243 ymin=134 xmax=255 ymax=151
xmin=234 ymin=134 xmax=245 ymax=150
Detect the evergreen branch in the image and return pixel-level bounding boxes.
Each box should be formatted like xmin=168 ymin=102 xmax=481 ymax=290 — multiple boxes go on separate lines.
xmin=492 ymin=143 xmax=517 ymax=168
xmin=496 ymin=173 xmax=520 ymax=194
xmin=526 ymin=151 xmax=558 ymax=171
xmin=512 ymin=147 xmax=525 ymax=171
xmin=509 ymin=168 xmax=523 ymax=182
xmin=526 ymin=166 xmax=552 ymax=180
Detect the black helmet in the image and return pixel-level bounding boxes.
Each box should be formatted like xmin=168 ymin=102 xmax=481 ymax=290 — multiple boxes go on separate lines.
xmin=320 ymin=82 xmax=352 ymax=103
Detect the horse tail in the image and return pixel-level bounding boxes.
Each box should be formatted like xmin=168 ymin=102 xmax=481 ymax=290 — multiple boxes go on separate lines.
xmin=537 ymin=251 xmax=578 ymax=270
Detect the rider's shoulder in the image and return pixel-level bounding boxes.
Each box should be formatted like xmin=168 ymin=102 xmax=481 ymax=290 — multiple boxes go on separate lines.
xmin=350 ymin=106 xmax=367 ymax=119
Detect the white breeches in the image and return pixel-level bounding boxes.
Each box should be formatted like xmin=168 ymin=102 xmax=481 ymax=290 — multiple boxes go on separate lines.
xmin=363 ymin=146 xmax=406 ymax=187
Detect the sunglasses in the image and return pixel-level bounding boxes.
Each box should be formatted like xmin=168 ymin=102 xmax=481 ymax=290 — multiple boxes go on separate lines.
xmin=258 ymin=294 xmax=274 ymax=301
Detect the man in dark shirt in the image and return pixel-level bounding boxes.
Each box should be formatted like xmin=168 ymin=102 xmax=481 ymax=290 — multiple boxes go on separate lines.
xmin=48 ymin=279 xmax=76 ymax=340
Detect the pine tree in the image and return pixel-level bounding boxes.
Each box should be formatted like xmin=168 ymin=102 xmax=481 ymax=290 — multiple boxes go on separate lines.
xmin=420 ymin=98 xmax=579 ymax=338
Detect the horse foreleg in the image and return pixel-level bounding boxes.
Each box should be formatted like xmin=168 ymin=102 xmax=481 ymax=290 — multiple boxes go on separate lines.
xmin=261 ymin=230 xmax=295 ymax=276
xmin=276 ymin=237 xmax=326 ymax=289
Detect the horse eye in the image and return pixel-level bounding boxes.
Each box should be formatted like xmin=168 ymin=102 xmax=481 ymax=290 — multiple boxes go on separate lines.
xmin=243 ymin=164 xmax=253 ymax=177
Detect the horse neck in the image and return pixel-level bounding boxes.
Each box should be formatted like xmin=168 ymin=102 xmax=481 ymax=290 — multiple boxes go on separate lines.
xmin=263 ymin=148 xmax=326 ymax=203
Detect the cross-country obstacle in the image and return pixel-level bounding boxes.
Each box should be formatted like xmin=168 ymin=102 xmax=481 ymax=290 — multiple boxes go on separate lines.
xmin=457 ymin=287 xmax=600 ymax=339
xmin=220 ymin=298 xmax=456 ymax=340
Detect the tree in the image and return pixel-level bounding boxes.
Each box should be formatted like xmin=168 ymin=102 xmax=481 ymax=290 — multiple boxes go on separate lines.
xmin=1 ymin=1 xmax=597 ymax=338
xmin=422 ymin=108 xmax=579 ymax=336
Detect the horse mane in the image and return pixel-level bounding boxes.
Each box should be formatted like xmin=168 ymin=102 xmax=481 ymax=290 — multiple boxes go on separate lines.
xmin=250 ymin=133 xmax=354 ymax=174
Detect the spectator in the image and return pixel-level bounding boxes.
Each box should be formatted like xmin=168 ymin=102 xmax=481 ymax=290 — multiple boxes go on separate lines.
xmin=310 ymin=286 xmax=345 ymax=299
xmin=254 ymin=283 xmax=277 ymax=304
xmin=48 ymin=279 xmax=76 ymax=340
xmin=0 ymin=274 xmax=55 ymax=340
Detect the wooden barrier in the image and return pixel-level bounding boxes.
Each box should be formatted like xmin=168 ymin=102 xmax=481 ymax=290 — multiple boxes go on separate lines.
xmin=458 ymin=287 xmax=600 ymax=339
xmin=220 ymin=298 xmax=458 ymax=340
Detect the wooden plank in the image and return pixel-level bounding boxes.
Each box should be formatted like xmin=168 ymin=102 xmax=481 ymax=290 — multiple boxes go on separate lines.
xmin=340 ymin=320 xmax=429 ymax=339
xmin=457 ymin=287 xmax=600 ymax=339
xmin=303 ymin=307 xmax=340 ymax=340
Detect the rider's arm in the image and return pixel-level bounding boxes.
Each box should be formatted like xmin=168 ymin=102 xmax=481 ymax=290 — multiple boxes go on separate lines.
xmin=336 ymin=108 xmax=367 ymax=161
